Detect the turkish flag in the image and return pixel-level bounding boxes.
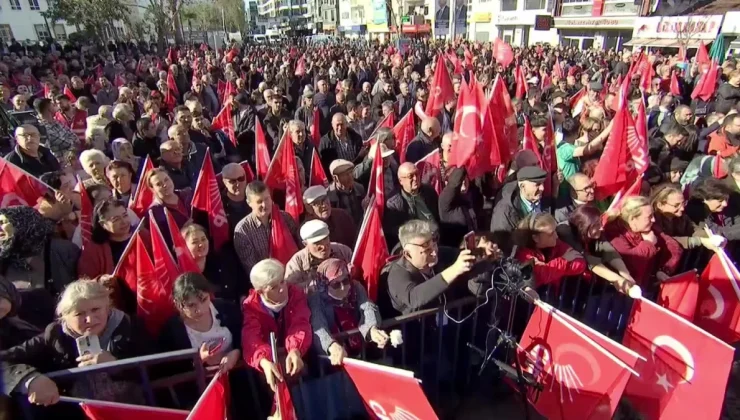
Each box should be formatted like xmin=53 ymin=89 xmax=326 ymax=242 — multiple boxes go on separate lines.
xmin=593 ymin=77 xmax=633 ymax=199
xmin=449 ymin=78 xmax=485 ymax=170
xmin=0 ymin=158 xmax=50 ymax=208
xmin=670 ymin=71 xmax=681 ymax=96
xmin=78 ymin=176 xmax=93 ymax=250
xmin=264 ymin=133 xmax=304 ymax=221
xmin=691 ymin=60 xmax=719 ymax=102
xmin=696 ymin=251 xmax=740 ymax=343
xmin=365 ymin=139 xmax=386 ymax=219
xmin=351 ymin=204 xmax=388 ymax=301
xmin=188 ymin=371 xmax=230 ymax=420
xmin=81 ymin=400 xmax=188 ymax=420
xmin=309 ymin=149 xmax=328 ymax=187
xmin=552 ymin=58 xmax=564 ymax=79
xmin=493 ymin=38 xmax=513 ymax=68
xmin=539 ymin=302 xmax=641 ymax=418
xmin=310 ymin=108 xmax=321 ymax=147
xmin=658 ymin=270 xmax=700 ymax=321
xmin=696 ymin=41 xmax=710 ymax=67
xmin=255 ymin=116 xmax=271 ymax=180
xmin=518 ymin=304 xmax=636 ymax=420
xmin=425 ymin=54 xmax=454 ymax=118
xmin=343 ymin=358 xmax=437 ymax=420
xmin=623 ymin=297 xmax=734 ymax=420
xmin=514 ymin=64 xmax=528 ymax=100
xmin=392 ymin=110 xmax=415 ymax=164
xmin=211 ymin=104 xmax=236 ymax=146
xmin=415 ymin=149 xmax=442 ymax=195
xmin=569 ymin=88 xmax=587 ymax=117
xmin=191 ymin=151 xmax=230 ymax=251
xmin=490 ymin=75 xmax=518 ymax=154
xmin=165 ymin=208 xmax=200 ymax=273
xmin=129 ymin=156 xmax=155 ymax=217
xmin=269 ymin=203 xmax=298 ymax=265
xmin=112 ymin=228 xmax=144 ymax=293
xmin=63 ymin=85 xmax=76 ymax=102
xmin=139 ymin=213 xmax=179 ymax=337
xmin=294 ymin=57 xmax=306 ymax=76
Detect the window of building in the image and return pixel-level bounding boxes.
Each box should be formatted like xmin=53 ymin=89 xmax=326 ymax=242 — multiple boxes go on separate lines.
xmin=28 ymin=0 xmax=39 ymax=10
xmin=500 ymin=0 xmax=517 ymax=12
xmin=9 ymin=0 xmax=21 ymax=10
xmin=54 ymin=24 xmax=67 ymax=40
xmin=524 ymin=0 xmax=546 ymax=10
xmin=0 ymin=25 xmax=13 ymax=43
xmin=34 ymin=24 xmax=50 ymax=40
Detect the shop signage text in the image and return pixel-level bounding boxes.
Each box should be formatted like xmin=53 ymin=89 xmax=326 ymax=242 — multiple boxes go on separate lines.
xmin=554 ymin=16 xmax=635 ymax=28
xmin=633 ymin=15 xmax=723 ymax=40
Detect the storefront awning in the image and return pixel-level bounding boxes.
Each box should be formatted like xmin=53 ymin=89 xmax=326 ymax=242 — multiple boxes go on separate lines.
xmin=401 ymin=24 xmax=431 ymax=34
xmin=623 ymin=38 xmax=708 ymax=48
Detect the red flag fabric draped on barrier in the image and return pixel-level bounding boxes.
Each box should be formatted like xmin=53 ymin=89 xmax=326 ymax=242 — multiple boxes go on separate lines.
xmin=269 ymin=203 xmax=298 ymax=265
xmin=425 ymin=54 xmax=454 ymax=118
xmin=517 ymin=304 xmax=637 ymax=420
xmin=0 ymin=158 xmax=50 ymax=208
xmin=255 ymin=116 xmax=271 ymax=180
xmin=696 ymin=250 xmax=740 ymax=343
xmin=264 ymin=133 xmax=304 ymax=221
xmin=658 ymin=270 xmax=700 ymax=321
xmin=623 ymin=297 xmax=734 ymax=420
xmin=309 ymin=149 xmax=329 ymax=187
xmin=343 ymin=358 xmax=438 ymax=420
xmin=392 ymin=110 xmax=415 ymax=163
xmin=187 ymin=371 xmax=230 ymax=420
xmin=191 ymin=152 xmax=230 ymax=251
xmin=351 ymin=203 xmax=388 ymax=301
xmin=129 ymin=156 xmax=155 ymax=217
xmin=165 ymin=208 xmax=200 ymax=273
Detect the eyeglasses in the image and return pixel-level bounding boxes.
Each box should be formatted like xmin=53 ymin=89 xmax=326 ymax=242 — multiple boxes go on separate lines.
xmin=575 ymin=184 xmax=595 ymax=192
xmin=407 ymin=239 xmax=438 ymax=254
xmin=224 ymin=176 xmax=246 ymax=183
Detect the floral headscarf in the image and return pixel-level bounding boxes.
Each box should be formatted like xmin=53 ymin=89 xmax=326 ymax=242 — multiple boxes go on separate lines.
xmin=0 ymin=206 xmax=54 ymax=271
xmin=316 ymin=258 xmax=356 ymax=309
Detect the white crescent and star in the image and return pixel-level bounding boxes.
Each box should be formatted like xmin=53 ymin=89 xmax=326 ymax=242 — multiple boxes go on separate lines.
xmin=457 ymin=105 xmax=483 ymax=142
xmin=650 ymin=335 xmax=695 ymax=386
xmin=704 ymin=284 xmax=725 ymax=321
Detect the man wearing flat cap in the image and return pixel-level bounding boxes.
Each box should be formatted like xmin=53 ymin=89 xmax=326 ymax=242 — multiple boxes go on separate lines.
xmin=285 ymin=219 xmax=353 ymax=293
xmin=327 ymin=159 xmax=366 ymax=225
xmin=490 ymin=165 xmax=551 ymax=253
xmin=302 ymin=185 xmax=357 ymax=248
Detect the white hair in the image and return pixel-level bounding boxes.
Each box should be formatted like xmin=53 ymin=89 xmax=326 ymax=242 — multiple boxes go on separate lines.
xmin=288 ymin=120 xmax=306 ymax=132
xmin=112 ymin=103 xmax=129 ymax=120
xmin=56 ymin=279 xmax=110 ymax=317
xmin=398 ymin=219 xmax=436 ymax=248
xmin=250 ymin=259 xmax=285 ymax=291
xmin=79 ymin=149 xmax=109 ymax=166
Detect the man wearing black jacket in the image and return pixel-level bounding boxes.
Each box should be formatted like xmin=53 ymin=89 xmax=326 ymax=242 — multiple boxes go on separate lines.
xmin=385 ymin=162 xmax=439 ymax=249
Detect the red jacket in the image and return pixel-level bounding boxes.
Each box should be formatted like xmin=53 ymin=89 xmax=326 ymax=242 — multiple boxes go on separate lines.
xmin=515 ymin=239 xmax=587 ymax=293
xmin=605 ymin=222 xmax=683 ymax=287
xmin=241 ymin=284 xmax=312 ymax=370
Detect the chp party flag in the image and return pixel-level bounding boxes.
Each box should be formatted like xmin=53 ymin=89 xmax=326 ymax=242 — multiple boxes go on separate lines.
xmin=415 ymin=149 xmax=442 ymax=195
xmin=111 ymin=225 xmax=146 ymax=293
xmin=696 ymin=249 xmax=740 ymax=343
xmin=365 ymin=139 xmax=386 ymax=219
xmin=309 ymin=149 xmax=329 ymax=187
xmin=187 ymin=371 xmax=230 ymax=420
xmin=425 ymin=54 xmax=454 ymax=118
xmin=135 ymin=227 xmax=171 ymax=337
xmin=268 ymin=202 xmax=298 ymax=265
xmin=351 ymin=203 xmax=388 ymax=301
xmin=264 ymin=132 xmax=304 ymax=221
xmin=191 ymin=151 xmax=230 ymax=251
xmin=658 ymin=270 xmax=700 ymax=321
xmin=0 ymin=158 xmax=51 ymax=208
xmin=211 ymin=104 xmax=236 ymax=146
xmin=77 ymin=398 xmax=188 ymax=420
xmin=165 ymin=208 xmax=200 ymax=273
xmin=517 ymin=304 xmax=637 ymax=420
xmin=343 ymin=358 xmax=438 ymax=420
xmin=623 ymin=297 xmax=734 ymax=420
xmin=255 ymin=116 xmax=271 ymax=180
xmin=129 ymin=156 xmax=155 ymax=217
xmin=491 ymin=74 xmax=518 ymax=154
xmin=392 ymin=110 xmax=415 ymax=163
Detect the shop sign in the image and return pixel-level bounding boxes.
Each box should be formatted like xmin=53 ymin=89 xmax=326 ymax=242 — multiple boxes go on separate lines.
xmin=472 ymin=12 xmax=491 ymax=23
xmin=721 ymin=11 xmax=740 ymax=34
xmin=496 ymin=13 xmax=536 ymax=26
xmin=560 ymin=4 xmax=593 ymax=17
xmin=554 ymin=16 xmax=635 ymax=28
xmin=602 ymin=1 xmax=640 ymax=16
xmin=633 ymin=15 xmax=723 ymax=40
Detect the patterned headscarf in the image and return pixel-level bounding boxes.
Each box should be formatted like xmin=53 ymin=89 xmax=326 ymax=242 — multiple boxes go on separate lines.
xmin=316 ymin=258 xmax=356 ymax=309
xmin=110 ymin=138 xmax=130 ymax=161
xmin=0 ymin=206 xmax=55 ymax=271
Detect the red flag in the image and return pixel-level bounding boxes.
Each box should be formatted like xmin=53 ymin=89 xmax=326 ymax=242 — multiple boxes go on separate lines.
xmin=129 ymin=156 xmax=155 ymax=217
xmin=114 ymin=74 xmax=126 ymax=88
xmin=165 ymin=208 xmax=200 ymax=274
xmin=593 ymin=76 xmax=634 ymax=199
xmin=623 ymin=297 xmax=734 ymax=420
xmin=569 ymin=88 xmax=587 ymax=117
xmin=602 ymin=174 xmax=643 ymax=225
xmin=486 ymin=78 xmax=513 ymax=168
xmin=310 ymin=108 xmax=321 ymax=147
xmin=294 ymin=57 xmax=306 ymax=76
xmin=135 ymin=229 xmax=171 ymax=337
xmin=223 ymin=81 xmax=236 ymax=101
xmin=167 ymin=47 xmax=178 ymax=64
xmin=669 ymin=71 xmax=681 ymax=96
xmin=625 ymin=98 xmax=649 ymax=177
xmin=514 ymin=64 xmax=528 ymax=100
xmin=380 ymin=112 xmax=394 ymax=129
xmin=112 ymin=228 xmax=144 ymax=293
xmin=415 ymin=149 xmax=442 ymax=195
xmin=78 ymin=177 xmax=93 ymax=250
xmin=255 ymin=117 xmax=271 ymax=180
xmin=0 ymin=158 xmax=50 ymax=208
xmin=463 ymin=47 xmax=473 ymax=69
xmin=264 ymin=133 xmax=303 ymax=221
xmin=239 ymin=160 xmax=256 ymax=183
xmin=192 ymin=152 xmax=230 ymax=251
xmin=269 ymin=203 xmax=298 ymax=265
xmin=217 ymin=80 xmax=226 ymax=102
xmin=167 ymin=71 xmax=179 ymax=97
xmin=696 ymin=41 xmax=710 ymax=66
xmin=491 ymin=75 xmax=518 ymax=154
xmin=365 ymin=140 xmax=386 ymax=219
xmin=63 ymin=85 xmax=76 ymax=102
xmin=517 ymin=304 xmax=636 ymax=420
xmin=188 ymin=371 xmax=229 ymax=420
xmin=691 ymin=60 xmax=719 ymax=102
xmin=696 ymin=250 xmax=740 ymax=343
xmin=552 ymin=58 xmax=563 ymax=79
xmin=351 ymin=204 xmax=388 ymax=301
xmin=81 ymin=400 xmax=188 ymax=420
xmin=449 ymin=78 xmax=485 ymax=171
xmin=522 ymin=116 xmax=542 ymax=163
xmin=273 ymin=381 xmax=297 ymax=420
xmin=493 ymin=38 xmax=513 ymax=68
xmin=658 ymin=270 xmax=700 ymax=321
xmin=636 ymin=55 xmax=655 ymax=92
xmin=343 ymin=358 xmax=437 ymax=420
xmin=392 ymin=111 xmax=415 ymax=163
xmin=309 ymin=149 xmax=328 ymax=187
xmin=425 ymin=54 xmax=454 ymax=117
xmin=211 ymin=104 xmax=236 ymax=146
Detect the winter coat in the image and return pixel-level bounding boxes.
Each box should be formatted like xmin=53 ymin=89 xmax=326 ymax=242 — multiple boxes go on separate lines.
xmin=715 ymin=82 xmax=740 ymax=115
xmin=515 ymin=240 xmax=587 ymax=295
xmin=438 ymin=168 xmax=477 ymax=247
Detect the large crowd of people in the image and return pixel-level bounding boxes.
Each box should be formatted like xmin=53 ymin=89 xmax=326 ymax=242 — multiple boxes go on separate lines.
xmin=0 ymin=35 xmax=738 ymax=419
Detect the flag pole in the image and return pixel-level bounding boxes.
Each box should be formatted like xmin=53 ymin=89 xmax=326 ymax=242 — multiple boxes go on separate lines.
xmin=111 ymin=218 xmax=146 ymax=277
xmin=58 ymin=396 xmax=190 ymax=414
xmin=269 ymin=331 xmax=282 ymax=418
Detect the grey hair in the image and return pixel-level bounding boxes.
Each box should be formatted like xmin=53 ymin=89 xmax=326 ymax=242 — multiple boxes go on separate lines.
xmin=332 ymin=113 xmax=346 ymax=123
xmin=80 ymin=149 xmax=109 ymax=166
xmin=398 ymin=219 xmax=436 ymax=247
xmin=250 ymin=259 xmax=285 ymax=291
xmin=56 ymin=279 xmax=110 ymax=317
xmin=730 ymin=157 xmax=740 ymax=175
xmin=373 ymin=127 xmax=394 ymax=145
xmin=112 ymin=103 xmax=129 ymax=119
xmin=288 ymin=120 xmax=306 ymax=132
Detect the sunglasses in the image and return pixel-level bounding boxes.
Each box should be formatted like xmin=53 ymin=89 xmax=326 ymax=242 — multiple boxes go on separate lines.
xmin=224 ymin=176 xmax=246 ymax=183
xmin=329 ymin=276 xmax=351 ymax=290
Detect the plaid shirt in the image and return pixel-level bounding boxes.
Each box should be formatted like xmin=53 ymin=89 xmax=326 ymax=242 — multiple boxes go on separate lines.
xmin=233 ymin=210 xmax=300 ymax=275
xmin=38 ymin=118 xmax=79 ymax=157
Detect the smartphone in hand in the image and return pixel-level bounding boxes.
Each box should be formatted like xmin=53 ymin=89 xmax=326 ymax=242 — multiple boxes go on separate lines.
xmin=76 ymin=335 xmax=102 ymax=357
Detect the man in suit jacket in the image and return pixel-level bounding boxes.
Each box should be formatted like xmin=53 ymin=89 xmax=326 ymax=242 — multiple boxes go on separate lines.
xmin=384 ymin=162 xmax=440 ymax=249
xmin=435 ymin=0 xmax=450 ymax=23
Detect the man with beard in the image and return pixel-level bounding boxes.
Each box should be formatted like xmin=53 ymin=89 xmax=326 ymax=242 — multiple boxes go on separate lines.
xmin=53 ymin=94 xmax=87 ymax=145
xmin=708 ymin=113 xmax=740 ymax=158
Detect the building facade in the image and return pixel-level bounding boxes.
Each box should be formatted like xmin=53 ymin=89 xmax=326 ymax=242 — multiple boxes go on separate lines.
xmin=316 ymin=0 xmax=340 ymax=34
xmin=552 ymin=0 xmax=642 ymax=50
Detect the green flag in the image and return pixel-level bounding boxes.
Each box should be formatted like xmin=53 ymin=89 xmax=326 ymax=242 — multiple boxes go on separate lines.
xmin=709 ymin=36 xmax=726 ymax=64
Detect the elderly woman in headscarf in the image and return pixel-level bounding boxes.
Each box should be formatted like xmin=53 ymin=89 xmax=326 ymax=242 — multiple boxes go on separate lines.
xmin=308 ymin=258 xmax=390 ymax=366
xmin=110 ymin=138 xmax=141 ymax=176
